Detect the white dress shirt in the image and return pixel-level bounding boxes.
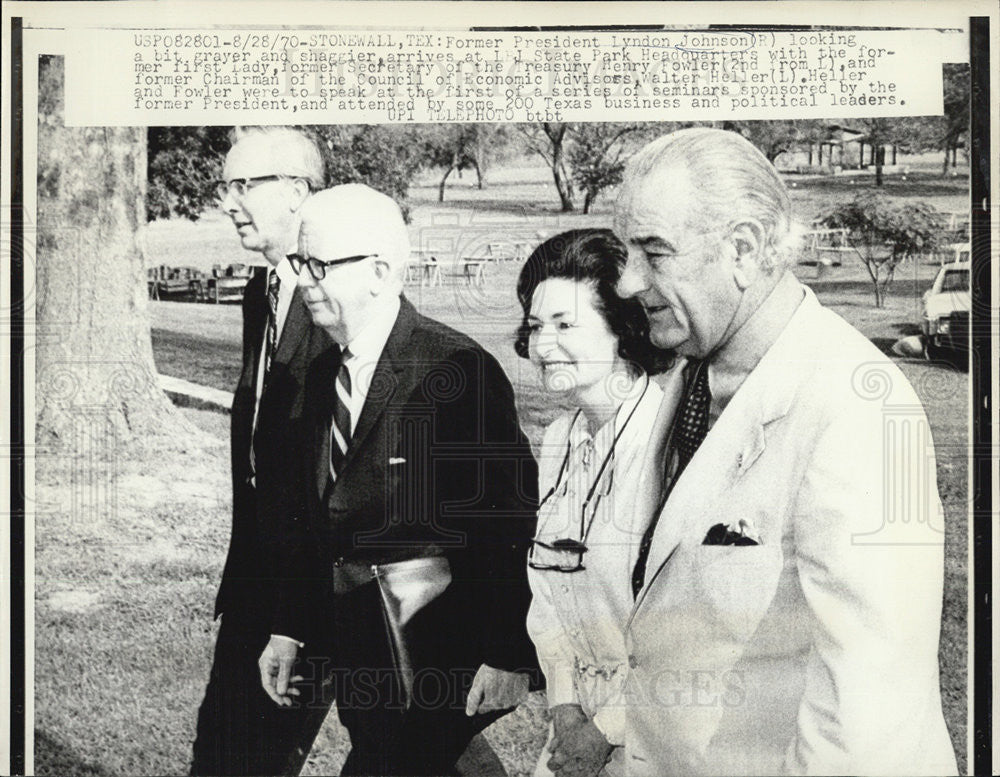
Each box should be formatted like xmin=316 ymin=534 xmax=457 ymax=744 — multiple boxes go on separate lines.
xmin=526 ymin=376 xmax=663 ymax=762
xmin=339 ymin=294 xmax=401 ymax=438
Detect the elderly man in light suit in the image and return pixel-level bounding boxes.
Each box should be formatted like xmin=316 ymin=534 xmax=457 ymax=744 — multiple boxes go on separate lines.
xmin=608 ymin=128 xmax=957 ymax=777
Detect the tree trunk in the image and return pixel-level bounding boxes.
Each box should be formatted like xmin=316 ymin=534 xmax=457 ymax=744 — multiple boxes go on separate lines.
xmin=891 ymin=145 xmax=897 ymax=165
xmin=875 ymin=147 xmax=885 ymax=186
xmin=807 ymin=144 xmax=813 ymax=166
xmin=543 ymin=123 xmax=575 ymax=212
xmin=438 ymin=165 xmax=454 ymax=202
xmin=36 ymin=55 xmax=177 ymax=444
xmin=582 ymin=190 xmax=594 ymax=215
xmin=472 ymin=161 xmax=484 ymax=190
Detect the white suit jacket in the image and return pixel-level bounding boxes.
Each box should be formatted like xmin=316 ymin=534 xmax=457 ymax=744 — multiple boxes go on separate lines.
xmin=623 ymin=287 xmax=957 ymax=777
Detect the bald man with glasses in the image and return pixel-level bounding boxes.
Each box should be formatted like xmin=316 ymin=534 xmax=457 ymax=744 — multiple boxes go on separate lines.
xmin=191 ymin=126 xmax=334 ymax=776
xmin=257 ymin=184 xmax=541 ymax=776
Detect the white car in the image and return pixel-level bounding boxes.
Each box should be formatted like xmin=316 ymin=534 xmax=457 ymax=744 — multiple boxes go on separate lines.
xmin=920 ymin=260 xmax=970 ymax=359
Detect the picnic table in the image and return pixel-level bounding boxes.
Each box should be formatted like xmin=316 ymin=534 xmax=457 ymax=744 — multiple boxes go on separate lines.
xmin=458 ymin=259 xmax=488 ymax=286
xmin=803 ymin=227 xmax=850 ymax=250
xmin=405 ymin=250 xmax=441 ymax=286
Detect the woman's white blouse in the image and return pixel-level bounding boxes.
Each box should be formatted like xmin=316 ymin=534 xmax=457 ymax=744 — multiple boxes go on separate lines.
xmin=526 ymin=378 xmax=664 ymax=746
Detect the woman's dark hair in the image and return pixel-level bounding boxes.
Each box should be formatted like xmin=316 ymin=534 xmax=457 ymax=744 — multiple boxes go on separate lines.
xmin=514 ymin=228 xmax=674 ymax=375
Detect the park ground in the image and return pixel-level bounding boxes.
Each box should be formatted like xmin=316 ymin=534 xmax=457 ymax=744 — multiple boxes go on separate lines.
xmin=34 ymin=156 xmax=970 ymax=775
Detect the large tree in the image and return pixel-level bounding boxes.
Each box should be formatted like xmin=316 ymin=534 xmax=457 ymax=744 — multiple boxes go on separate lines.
xmin=822 ymin=193 xmax=942 ymax=307
xmin=722 ymin=120 xmax=803 ymax=164
xmin=419 ymin=124 xmax=479 ymax=202
xmin=516 ymin=122 xmax=576 ymax=211
xmin=36 ymin=56 xmax=176 ymax=442
xmin=567 ymin=123 xmax=645 ymax=214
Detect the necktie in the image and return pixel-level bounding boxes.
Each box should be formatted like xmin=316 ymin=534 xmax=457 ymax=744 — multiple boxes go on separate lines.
xmin=249 ymin=269 xmax=281 ymax=485
xmin=631 ymin=359 xmax=711 ymax=598
xmin=328 ymin=347 xmax=353 ymax=481
xmin=263 ymin=269 xmax=281 ymax=383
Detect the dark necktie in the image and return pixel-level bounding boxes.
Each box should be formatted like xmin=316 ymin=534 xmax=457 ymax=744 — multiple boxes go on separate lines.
xmin=631 ymin=359 xmax=711 ymax=598
xmin=249 ymin=269 xmax=281 ymax=485
xmin=263 ymin=269 xmax=281 ymax=383
xmin=328 ymin=347 xmax=353 ymax=482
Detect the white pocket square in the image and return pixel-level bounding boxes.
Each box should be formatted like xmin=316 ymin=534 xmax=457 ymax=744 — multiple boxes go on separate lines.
xmin=389 ymin=457 xmax=407 ymax=465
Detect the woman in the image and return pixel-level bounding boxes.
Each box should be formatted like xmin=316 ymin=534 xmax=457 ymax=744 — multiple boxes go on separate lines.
xmin=515 ymin=229 xmax=672 ymax=777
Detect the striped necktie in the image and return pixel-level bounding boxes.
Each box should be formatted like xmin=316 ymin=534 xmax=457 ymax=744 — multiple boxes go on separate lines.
xmin=249 ymin=269 xmax=281 ymax=485
xmin=631 ymin=359 xmax=711 ymax=598
xmin=328 ymin=347 xmax=353 ymax=481
xmin=263 ymin=269 xmax=280 ymax=383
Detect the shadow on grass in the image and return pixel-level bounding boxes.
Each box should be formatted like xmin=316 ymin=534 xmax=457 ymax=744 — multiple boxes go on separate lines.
xmin=789 ymin=173 xmax=969 ymax=198
xmin=151 ymin=329 xmax=241 ymax=394
xmin=35 ymin=730 xmax=111 ymax=777
xmin=424 ymin=197 xmax=573 ymax=217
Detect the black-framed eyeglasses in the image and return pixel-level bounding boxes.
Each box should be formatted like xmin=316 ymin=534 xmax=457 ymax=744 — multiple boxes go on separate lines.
xmin=528 ymin=537 xmax=588 ymax=572
xmin=287 ymin=252 xmax=375 ymax=281
xmin=215 ymin=175 xmax=286 ymax=201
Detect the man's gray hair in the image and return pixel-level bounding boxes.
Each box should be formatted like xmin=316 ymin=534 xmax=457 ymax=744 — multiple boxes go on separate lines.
xmin=624 ymin=127 xmax=800 ymax=271
xmin=232 ymin=125 xmax=327 ymax=191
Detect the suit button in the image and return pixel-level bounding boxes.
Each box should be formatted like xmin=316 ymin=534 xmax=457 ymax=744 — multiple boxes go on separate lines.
xmin=334 ymin=557 xmax=345 ymax=568
xmin=628 ymin=655 xmax=639 ymax=669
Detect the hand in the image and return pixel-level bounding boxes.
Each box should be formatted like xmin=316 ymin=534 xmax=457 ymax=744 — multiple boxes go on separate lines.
xmin=258 ymin=636 xmax=303 ymax=707
xmin=547 ymin=705 xmax=612 ymax=777
xmin=464 ymin=664 xmax=531 ymax=716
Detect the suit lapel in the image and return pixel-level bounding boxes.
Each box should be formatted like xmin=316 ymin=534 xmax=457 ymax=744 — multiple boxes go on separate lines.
xmin=273 ymin=292 xmax=310 ymax=366
xmin=632 ymin=337 xmax=800 ymax=615
xmin=336 ymin=296 xmax=417 ymax=478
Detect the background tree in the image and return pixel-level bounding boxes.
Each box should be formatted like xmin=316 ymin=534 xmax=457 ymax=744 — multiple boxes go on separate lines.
xmin=37 ymin=55 xmax=177 ymax=441
xmin=856 ymin=117 xmax=912 ymax=186
xmin=822 ymin=192 xmax=942 ymax=307
xmin=419 ymin=124 xmax=478 ymax=202
xmin=146 ymin=127 xmax=230 ymax=221
xmin=567 ymin=123 xmax=644 ymax=214
xmin=722 ymin=120 xmax=803 ymax=164
xmin=465 ymin=124 xmax=515 ymax=189
xmin=314 ymin=124 xmax=425 ymax=219
xmin=515 ymin=122 xmax=576 ymax=211
xmin=941 ymin=63 xmax=970 ymax=173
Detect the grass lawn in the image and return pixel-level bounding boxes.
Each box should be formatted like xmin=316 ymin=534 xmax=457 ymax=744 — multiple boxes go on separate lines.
xmin=35 ymin=161 xmax=970 ymax=775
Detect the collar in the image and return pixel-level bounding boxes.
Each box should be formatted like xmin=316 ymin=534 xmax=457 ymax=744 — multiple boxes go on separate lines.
xmin=272 ymin=256 xmax=297 ymax=291
xmin=566 ymin=373 xmax=650 ymax=451
xmin=707 ymin=271 xmax=805 ymax=413
xmin=344 ymin=294 xmax=402 ymax=363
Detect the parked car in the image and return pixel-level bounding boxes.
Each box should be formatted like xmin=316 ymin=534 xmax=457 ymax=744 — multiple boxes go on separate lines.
xmin=147 ymin=265 xmax=205 ymax=301
xmin=921 ymin=260 xmax=970 ymax=360
xmin=206 ymin=263 xmax=266 ymax=303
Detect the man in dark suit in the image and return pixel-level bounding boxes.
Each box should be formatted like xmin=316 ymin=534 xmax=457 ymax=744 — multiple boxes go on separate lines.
xmin=258 ymin=184 xmax=540 ymax=776
xmin=191 ymin=127 xmax=332 ymax=775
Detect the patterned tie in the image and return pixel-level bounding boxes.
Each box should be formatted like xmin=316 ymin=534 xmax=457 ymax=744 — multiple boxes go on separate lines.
xmin=328 ymin=347 xmax=353 ymax=481
xmin=249 ymin=269 xmax=281 ymax=485
xmin=263 ymin=269 xmax=281 ymax=382
xmin=631 ymin=359 xmax=711 ymax=598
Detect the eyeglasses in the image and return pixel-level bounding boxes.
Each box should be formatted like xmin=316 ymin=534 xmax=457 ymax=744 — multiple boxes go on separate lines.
xmin=528 ymin=537 xmax=589 ymax=572
xmin=287 ymin=252 xmax=375 ymax=281
xmin=215 ymin=175 xmax=287 ymax=201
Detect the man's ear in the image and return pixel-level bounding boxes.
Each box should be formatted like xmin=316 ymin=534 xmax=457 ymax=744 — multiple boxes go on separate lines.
xmin=289 ymin=179 xmax=312 ymax=211
xmin=369 ymin=257 xmax=393 ymax=295
xmin=728 ymin=218 xmax=766 ymax=290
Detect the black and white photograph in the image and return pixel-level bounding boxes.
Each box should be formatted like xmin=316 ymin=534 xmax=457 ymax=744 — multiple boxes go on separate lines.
xmin=3 ymin=2 xmax=995 ymax=776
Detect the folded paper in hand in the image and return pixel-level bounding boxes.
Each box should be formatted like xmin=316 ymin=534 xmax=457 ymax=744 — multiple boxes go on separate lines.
xmin=373 ymin=555 xmax=452 ymax=709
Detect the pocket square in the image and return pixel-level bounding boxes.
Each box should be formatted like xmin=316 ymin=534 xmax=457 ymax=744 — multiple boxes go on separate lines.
xmin=704 ymin=519 xmax=762 ymax=546
xmin=388 ymin=457 xmax=407 ymax=465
